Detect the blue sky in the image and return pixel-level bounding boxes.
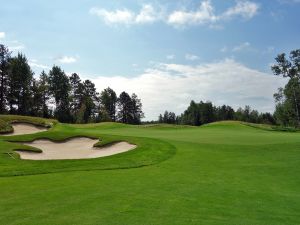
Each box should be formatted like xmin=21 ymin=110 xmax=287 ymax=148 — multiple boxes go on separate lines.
xmin=0 ymin=0 xmax=299 ymax=120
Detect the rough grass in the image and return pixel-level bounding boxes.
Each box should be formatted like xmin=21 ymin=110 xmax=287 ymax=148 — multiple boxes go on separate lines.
xmin=0 ymin=116 xmax=300 ymax=225
xmin=0 ymin=114 xmax=57 ymax=128
xmin=0 ymin=119 xmax=13 ymax=133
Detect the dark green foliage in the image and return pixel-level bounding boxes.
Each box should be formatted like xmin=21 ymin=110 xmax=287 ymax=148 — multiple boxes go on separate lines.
xmin=0 ymin=44 xmax=11 ymax=113
xmin=117 ymin=91 xmax=133 ymax=123
xmin=216 ymin=105 xmax=234 ymax=120
xmin=38 ymin=71 xmax=51 ymax=118
xmin=117 ymin=92 xmax=144 ymax=124
xmin=0 ymin=118 xmax=12 ymax=133
xmin=130 ymin=93 xmax=144 ymax=124
xmin=273 ymin=78 xmax=300 ymax=126
xmin=272 ymin=49 xmax=300 ymax=127
xmin=178 ymin=101 xmax=215 ymax=126
xmin=69 ymin=75 xmax=99 ymax=123
xmin=100 ymin=87 xmax=117 ymax=121
xmin=48 ymin=66 xmax=71 ymax=122
xmin=160 ymin=110 xmax=177 ymax=124
xmin=7 ymin=53 xmax=33 ymax=115
xmin=82 ymin=79 xmax=99 ymax=122
xmin=160 ymin=103 xmax=275 ymax=126
xmin=69 ymin=73 xmax=83 ymax=114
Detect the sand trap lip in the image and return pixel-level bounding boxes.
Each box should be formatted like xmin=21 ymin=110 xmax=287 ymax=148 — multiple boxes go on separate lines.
xmin=1 ymin=123 xmax=48 ymax=136
xmin=15 ymin=137 xmax=137 ymax=160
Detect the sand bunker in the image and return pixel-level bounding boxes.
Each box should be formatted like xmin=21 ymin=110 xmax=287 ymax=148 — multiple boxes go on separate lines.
xmin=15 ymin=137 xmax=136 ymax=160
xmin=1 ymin=123 xmax=47 ymax=136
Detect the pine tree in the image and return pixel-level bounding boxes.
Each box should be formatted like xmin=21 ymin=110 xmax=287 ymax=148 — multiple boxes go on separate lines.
xmin=0 ymin=44 xmax=11 ymax=113
xmin=7 ymin=53 xmax=33 ymax=115
xmin=48 ymin=66 xmax=71 ymax=122
xmin=117 ymin=91 xmax=133 ymax=123
xmin=100 ymin=87 xmax=117 ymax=121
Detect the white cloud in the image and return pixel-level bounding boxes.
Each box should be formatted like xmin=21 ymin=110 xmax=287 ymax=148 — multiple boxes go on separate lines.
xmin=136 ymin=4 xmax=158 ymax=24
xmin=167 ymin=1 xmax=217 ymax=27
xmin=8 ymin=40 xmax=25 ymax=51
xmin=29 ymin=59 xmax=50 ymax=70
xmin=0 ymin=33 xmax=25 ymax=51
xmin=221 ymin=42 xmax=252 ymax=53
xmin=222 ymin=1 xmax=259 ymax=20
xmin=166 ymin=54 xmax=175 ymax=60
xmin=232 ymin=42 xmax=251 ymax=52
xmin=0 ymin=32 xmax=5 ymax=39
xmin=56 ymin=56 xmax=78 ymax=64
xmin=185 ymin=54 xmax=200 ymax=61
xmin=82 ymin=59 xmax=286 ymax=120
xmin=90 ymin=4 xmax=159 ymax=25
xmin=166 ymin=0 xmax=259 ymax=27
xmin=90 ymin=7 xmax=134 ymax=25
xmin=90 ymin=1 xmax=259 ymax=28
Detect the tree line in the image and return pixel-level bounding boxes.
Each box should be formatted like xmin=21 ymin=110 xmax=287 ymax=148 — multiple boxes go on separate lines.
xmin=0 ymin=44 xmax=144 ymax=124
xmin=158 ymin=102 xmax=275 ymax=126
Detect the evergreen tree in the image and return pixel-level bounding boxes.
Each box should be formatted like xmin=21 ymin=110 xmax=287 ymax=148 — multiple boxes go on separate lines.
xmin=81 ymin=79 xmax=99 ymax=122
xmin=69 ymin=73 xmax=84 ymax=117
xmin=39 ymin=71 xmax=51 ymax=118
xmin=117 ymin=91 xmax=133 ymax=124
xmin=98 ymin=105 xmax=111 ymax=122
xmin=48 ymin=66 xmax=71 ymax=122
xmin=163 ymin=110 xmax=169 ymax=123
xmin=100 ymin=87 xmax=117 ymax=121
xmin=0 ymin=44 xmax=11 ymax=113
xmin=7 ymin=53 xmax=33 ymax=115
xmin=30 ymin=78 xmax=43 ymax=116
xmin=158 ymin=114 xmax=163 ymax=123
xmin=130 ymin=93 xmax=144 ymax=124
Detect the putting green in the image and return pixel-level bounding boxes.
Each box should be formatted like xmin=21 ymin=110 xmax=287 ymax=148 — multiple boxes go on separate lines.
xmin=0 ymin=117 xmax=300 ymax=225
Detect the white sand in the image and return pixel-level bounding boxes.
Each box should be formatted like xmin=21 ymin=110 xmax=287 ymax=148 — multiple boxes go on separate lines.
xmin=1 ymin=123 xmax=47 ymax=136
xmin=15 ymin=137 xmax=137 ymax=160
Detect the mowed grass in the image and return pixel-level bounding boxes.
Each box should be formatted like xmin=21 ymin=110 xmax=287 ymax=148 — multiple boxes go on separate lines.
xmin=0 ymin=119 xmax=300 ymax=224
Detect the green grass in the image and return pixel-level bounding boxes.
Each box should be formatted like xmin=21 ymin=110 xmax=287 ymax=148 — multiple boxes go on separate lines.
xmin=0 ymin=114 xmax=57 ymax=128
xmin=0 ymin=119 xmax=13 ymax=133
xmin=0 ymin=116 xmax=300 ymax=224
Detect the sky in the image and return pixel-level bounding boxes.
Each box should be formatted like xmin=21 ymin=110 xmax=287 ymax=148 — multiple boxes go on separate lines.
xmin=0 ymin=0 xmax=300 ymax=120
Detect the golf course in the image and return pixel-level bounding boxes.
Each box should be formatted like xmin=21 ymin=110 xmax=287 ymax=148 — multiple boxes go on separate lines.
xmin=0 ymin=115 xmax=299 ymax=225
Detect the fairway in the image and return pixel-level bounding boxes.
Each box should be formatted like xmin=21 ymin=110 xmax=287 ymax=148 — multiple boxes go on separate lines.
xmin=0 ymin=120 xmax=300 ymax=225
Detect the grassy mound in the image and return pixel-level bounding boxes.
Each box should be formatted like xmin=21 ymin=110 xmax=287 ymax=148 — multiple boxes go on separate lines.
xmin=0 ymin=119 xmax=13 ymax=134
xmin=0 ymin=114 xmax=57 ymax=128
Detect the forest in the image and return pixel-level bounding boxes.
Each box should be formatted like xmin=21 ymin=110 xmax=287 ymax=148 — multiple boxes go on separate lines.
xmin=0 ymin=44 xmax=144 ymax=124
xmin=158 ymin=103 xmax=275 ymax=126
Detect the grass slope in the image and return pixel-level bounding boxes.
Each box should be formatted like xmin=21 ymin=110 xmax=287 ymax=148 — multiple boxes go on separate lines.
xmin=0 ymin=114 xmax=57 ymax=128
xmin=0 ymin=119 xmax=13 ymax=133
xmin=0 ymin=117 xmax=300 ymax=225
